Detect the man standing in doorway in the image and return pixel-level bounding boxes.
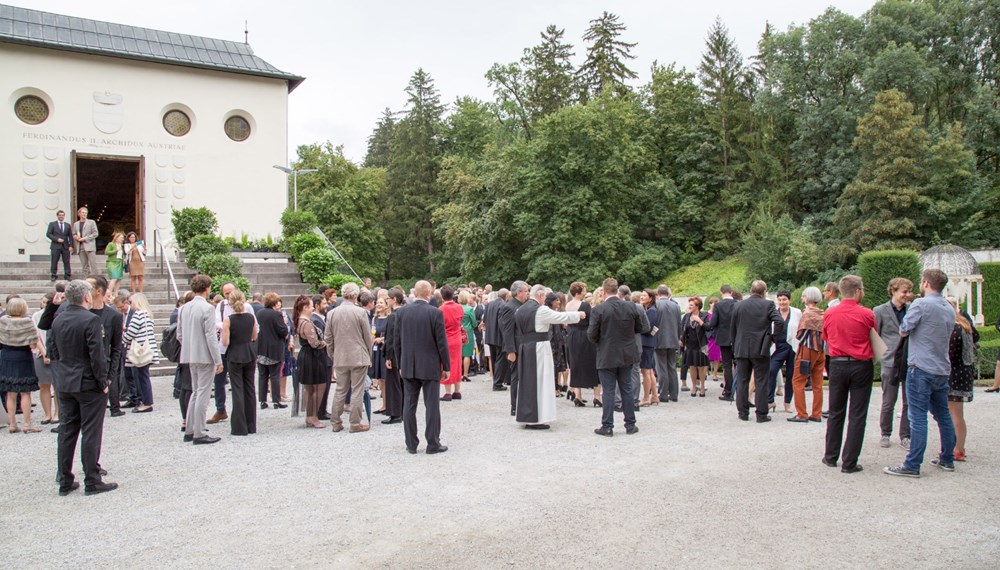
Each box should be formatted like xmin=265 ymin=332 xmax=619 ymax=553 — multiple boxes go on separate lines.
xmin=46 ymin=210 xmax=73 ymax=281
xmin=73 ymin=207 xmax=99 ymax=277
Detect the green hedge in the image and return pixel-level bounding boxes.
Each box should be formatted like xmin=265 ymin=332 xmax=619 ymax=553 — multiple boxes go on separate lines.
xmin=857 ymin=250 xmax=921 ymax=308
xmin=171 ymin=207 xmax=218 ymax=251
xmin=321 ymin=272 xmax=362 ymax=291
xmin=287 ymin=233 xmax=326 ymax=259
xmin=280 ymin=209 xmax=318 ymax=239
xmin=299 ymin=249 xmax=338 ymax=288
xmin=210 ymin=275 xmax=251 ymax=297
xmin=195 ymin=253 xmax=243 ymax=278
xmin=981 ymin=262 xmax=1000 ymax=326
xmin=185 ymin=234 xmax=230 ymax=270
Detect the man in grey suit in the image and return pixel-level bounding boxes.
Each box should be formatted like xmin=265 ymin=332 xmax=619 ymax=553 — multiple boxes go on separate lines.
xmin=178 ymin=274 xmax=224 ymax=445
xmin=731 ymin=280 xmax=784 ymax=422
xmin=324 ymin=283 xmax=374 ymax=433
xmin=49 ymin=280 xmax=117 ymax=495
xmin=654 ymin=285 xmax=683 ymax=402
xmin=73 ymin=207 xmax=99 ymax=277
xmin=875 ymin=277 xmax=913 ymax=448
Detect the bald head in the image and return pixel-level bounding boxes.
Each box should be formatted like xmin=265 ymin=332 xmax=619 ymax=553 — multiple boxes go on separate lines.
xmin=414 ymin=280 xmax=433 ymax=299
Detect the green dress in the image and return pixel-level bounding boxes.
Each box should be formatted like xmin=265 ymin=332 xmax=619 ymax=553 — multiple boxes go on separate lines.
xmin=105 ymin=243 xmax=124 ymax=279
xmin=461 ymin=305 xmax=476 ymax=358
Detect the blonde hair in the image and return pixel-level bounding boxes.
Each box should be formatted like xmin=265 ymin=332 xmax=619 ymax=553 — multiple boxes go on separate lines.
xmin=5 ymin=297 xmax=27 ymax=318
xmin=229 ymin=290 xmax=246 ymax=313
xmin=130 ymin=293 xmax=153 ymax=317
xmin=458 ymin=290 xmax=472 ymax=305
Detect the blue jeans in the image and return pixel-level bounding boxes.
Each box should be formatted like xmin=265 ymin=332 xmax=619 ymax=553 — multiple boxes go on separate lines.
xmin=903 ymin=366 xmax=956 ymax=471
xmin=598 ymin=366 xmax=635 ymax=429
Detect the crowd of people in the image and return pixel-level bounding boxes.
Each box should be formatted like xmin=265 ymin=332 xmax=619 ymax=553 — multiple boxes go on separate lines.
xmin=0 ymin=266 xmax=987 ymax=495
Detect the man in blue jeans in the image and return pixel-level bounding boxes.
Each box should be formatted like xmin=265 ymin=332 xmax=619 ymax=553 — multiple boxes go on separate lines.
xmin=884 ymin=269 xmax=957 ymax=478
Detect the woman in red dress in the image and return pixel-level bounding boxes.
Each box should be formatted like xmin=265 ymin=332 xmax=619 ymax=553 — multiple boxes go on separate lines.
xmin=438 ymin=285 xmax=464 ymax=401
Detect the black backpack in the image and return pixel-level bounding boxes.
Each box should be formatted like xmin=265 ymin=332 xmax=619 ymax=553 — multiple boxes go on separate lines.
xmin=161 ymin=322 xmax=181 ymax=363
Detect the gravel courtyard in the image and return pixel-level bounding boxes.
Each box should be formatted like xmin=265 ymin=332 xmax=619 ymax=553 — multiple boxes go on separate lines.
xmin=3 ymin=376 xmax=998 ymax=569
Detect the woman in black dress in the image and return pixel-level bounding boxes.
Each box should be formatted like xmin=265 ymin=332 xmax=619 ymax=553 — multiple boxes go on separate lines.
xmin=222 ymin=290 xmax=258 ymax=436
xmin=294 ymin=295 xmax=328 ymax=429
xmin=681 ymin=297 xmax=709 ymax=398
xmin=565 ymin=282 xmax=600 ymax=408
xmin=370 ymin=299 xmax=389 ymax=413
xmin=948 ymin=299 xmax=976 ymax=463
xmin=545 ymin=293 xmax=569 ymax=398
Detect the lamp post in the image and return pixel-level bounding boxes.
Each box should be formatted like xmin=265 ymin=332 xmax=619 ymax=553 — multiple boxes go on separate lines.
xmin=273 ymin=165 xmax=318 ymax=211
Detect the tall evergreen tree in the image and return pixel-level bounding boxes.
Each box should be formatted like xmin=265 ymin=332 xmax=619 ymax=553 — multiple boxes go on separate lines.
xmin=524 ymin=25 xmax=577 ymax=120
xmin=576 ymin=12 xmax=638 ymax=101
xmin=364 ymin=108 xmax=396 ymax=168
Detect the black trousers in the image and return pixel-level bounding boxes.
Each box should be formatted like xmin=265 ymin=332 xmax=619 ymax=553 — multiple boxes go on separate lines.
xmin=318 ymin=377 xmax=332 ymax=418
xmin=488 ymin=345 xmax=504 ymax=387
xmin=384 ymin=366 xmax=402 ymax=418
xmin=402 ymin=377 xmax=441 ymax=451
xmin=50 ymin=247 xmax=71 ymax=279
xmin=257 ymin=362 xmax=281 ymax=404
xmin=824 ymin=359 xmax=874 ymax=469
xmin=57 ymin=389 xmax=107 ymax=488
xmin=735 ymin=356 xmax=770 ymax=419
xmin=473 ymin=331 xmax=485 ymax=372
xmin=107 ymin=362 xmax=122 ymax=413
xmin=179 ymin=389 xmax=192 ymax=420
xmin=229 ymin=360 xmax=257 ymax=435
xmin=720 ymin=346 xmax=735 ymax=396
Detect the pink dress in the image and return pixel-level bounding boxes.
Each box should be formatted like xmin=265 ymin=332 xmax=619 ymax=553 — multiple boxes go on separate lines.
xmin=439 ymin=301 xmax=464 ymax=385
xmin=706 ymin=311 xmax=722 ymax=362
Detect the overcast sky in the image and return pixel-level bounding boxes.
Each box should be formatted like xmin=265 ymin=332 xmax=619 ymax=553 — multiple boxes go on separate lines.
xmin=14 ymin=1 xmax=876 ymax=164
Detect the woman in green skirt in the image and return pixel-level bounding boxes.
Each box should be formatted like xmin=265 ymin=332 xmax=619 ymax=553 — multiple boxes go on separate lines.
xmin=105 ymin=231 xmax=125 ymax=294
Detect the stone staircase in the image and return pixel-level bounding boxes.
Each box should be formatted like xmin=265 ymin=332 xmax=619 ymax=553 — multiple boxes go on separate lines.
xmin=0 ymin=252 xmax=311 ymax=377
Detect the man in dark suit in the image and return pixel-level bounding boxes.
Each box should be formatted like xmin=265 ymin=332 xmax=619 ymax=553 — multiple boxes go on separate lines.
xmin=85 ymin=276 xmax=123 ymax=418
xmin=46 ymin=210 xmax=73 ymax=281
xmin=654 ymin=285 xmax=683 ymax=402
xmin=500 ymin=282 xmax=529 ymax=415
xmin=705 ymin=284 xmax=737 ymax=400
xmin=49 ymin=280 xmax=117 ymax=495
xmin=730 ymin=280 xmax=784 ymax=422
xmin=483 ymin=288 xmax=508 ymax=391
xmin=391 ymin=280 xmax=450 ymax=454
xmin=588 ymin=278 xmax=646 ymax=437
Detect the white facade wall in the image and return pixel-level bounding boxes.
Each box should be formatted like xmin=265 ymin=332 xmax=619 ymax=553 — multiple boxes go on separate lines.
xmin=0 ymin=43 xmax=290 ymax=259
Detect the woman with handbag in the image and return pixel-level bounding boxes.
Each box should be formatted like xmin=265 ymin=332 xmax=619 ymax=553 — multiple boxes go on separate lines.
xmin=104 ymin=232 xmax=125 ymax=295
xmin=124 ymin=232 xmax=146 ymax=293
xmin=123 ymin=292 xmax=159 ymax=413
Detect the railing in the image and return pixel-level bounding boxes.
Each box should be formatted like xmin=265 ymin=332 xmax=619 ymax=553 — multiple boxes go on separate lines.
xmin=312 ymin=226 xmax=363 ymax=282
xmin=153 ymin=229 xmax=181 ymax=301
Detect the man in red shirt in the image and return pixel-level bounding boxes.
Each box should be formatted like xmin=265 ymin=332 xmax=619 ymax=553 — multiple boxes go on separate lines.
xmin=821 ymin=275 xmax=876 ymax=474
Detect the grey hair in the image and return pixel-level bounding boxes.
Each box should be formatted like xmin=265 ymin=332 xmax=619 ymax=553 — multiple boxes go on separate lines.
xmin=657 ymin=284 xmax=670 ymax=296
xmin=497 ymin=288 xmax=510 ymax=301
xmin=618 ymin=285 xmax=631 ymax=298
xmin=802 ymin=286 xmax=822 ymax=305
xmin=510 ymin=281 xmax=529 ymax=296
xmin=341 ymin=282 xmax=360 ymax=300
xmin=529 ymin=284 xmax=547 ymax=298
xmin=115 ymin=289 xmax=131 ymax=304
xmin=65 ymin=279 xmax=93 ymax=306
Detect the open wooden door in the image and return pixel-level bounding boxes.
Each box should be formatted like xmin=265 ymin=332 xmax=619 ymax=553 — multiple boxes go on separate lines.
xmin=136 ymin=155 xmax=145 ymax=241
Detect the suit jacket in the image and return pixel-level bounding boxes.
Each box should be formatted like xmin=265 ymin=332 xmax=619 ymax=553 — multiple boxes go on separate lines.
xmin=498 ymin=298 xmax=521 ymax=354
xmin=730 ymin=295 xmax=784 ymax=359
xmin=46 ymin=220 xmax=73 ymax=251
xmin=74 ymin=218 xmax=99 ymax=253
xmin=587 ymin=296 xmax=647 ymax=369
xmin=654 ymin=297 xmax=682 ymax=349
xmin=391 ymin=298 xmax=449 ymax=381
xmin=324 ymin=302 xmax=373 ymax=367
xmin=177 ymin=295 xmax=222 ymax=365
xmin=384 ymin=310 xmax=401 ymax=366
xmin=874 ymin=301 xmax=907 ymax=368
xmin=49 ymin=304 xmax=108 ymax=393
xmin=256 ymin=307 xmax=289 ymax=362
xmin=91 ymin=305 xmax=123 ymax=387
xmin=705 ymin=297 xmax=736 ymax=347
xmin=483 ymin=298 xmax=502 ymax=346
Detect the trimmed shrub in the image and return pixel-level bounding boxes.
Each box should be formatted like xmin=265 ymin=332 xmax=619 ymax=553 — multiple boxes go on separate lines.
xmin=321 ymin=272 xmax=362 ymax=292
xmin=185 ymin=234 xmax=230 ymax=270
xmin=171 ymin=207 xmax=218 ymax=250
xmin=195 ymin=253 xmax=243 ymax=278
xmin=981 ymin=262 xmax=1000 ymax=326
xmin=857 ymin=250 xmax=921 ymax=308
xmin=299 ymin=248 xmax=338 ymax=288
xmin=280 ymin=209 xmax=318 ymax=239
xmin=210 ymin=275 xmax=251 ymax=297
xmin=287 ymin=233 xmax=326 ymax=259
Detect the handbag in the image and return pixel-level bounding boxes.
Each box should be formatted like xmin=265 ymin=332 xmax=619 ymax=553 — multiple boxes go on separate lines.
xmin=461 ymin=329 xmax=469 ymax=344
xmin=128 ymin=337 xmax=153 ymax=366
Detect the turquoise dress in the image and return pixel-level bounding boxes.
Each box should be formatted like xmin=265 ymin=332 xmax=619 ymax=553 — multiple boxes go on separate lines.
xmin=461 ymin=305 xmax=476 ymax=358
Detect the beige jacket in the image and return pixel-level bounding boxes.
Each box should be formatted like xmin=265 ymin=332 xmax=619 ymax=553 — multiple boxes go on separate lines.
xmin=324 ymin=302 xmax=372 ymax=368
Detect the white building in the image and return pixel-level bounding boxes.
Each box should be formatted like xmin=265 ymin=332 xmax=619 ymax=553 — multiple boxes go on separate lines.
xmin=0 ymin=4 xmax=303 ymax=259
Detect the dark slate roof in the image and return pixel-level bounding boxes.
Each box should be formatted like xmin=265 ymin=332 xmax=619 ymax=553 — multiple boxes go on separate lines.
xmin=0 ymin=4 xmax=304 ymax=92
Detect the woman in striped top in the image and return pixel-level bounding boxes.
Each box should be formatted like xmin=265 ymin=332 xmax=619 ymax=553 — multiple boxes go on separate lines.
xmin=124 ymin=292 xmax=160 ymax=413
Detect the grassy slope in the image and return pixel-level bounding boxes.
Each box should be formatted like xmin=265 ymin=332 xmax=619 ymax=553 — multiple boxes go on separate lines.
xmin=654 ymin=257 xmax=750 ymax=296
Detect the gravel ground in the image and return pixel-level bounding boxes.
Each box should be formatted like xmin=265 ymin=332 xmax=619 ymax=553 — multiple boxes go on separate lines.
xmin=2 ymin=376 xmax=998 ymax=569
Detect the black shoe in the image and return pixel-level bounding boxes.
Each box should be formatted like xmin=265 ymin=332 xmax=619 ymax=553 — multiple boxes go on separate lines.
xmin=110 ymin=410 xmax=126 ymax=417
xmin=756 ymin=416 xmax=771 ymax=423
xmin=524 ymin=424 xmax=550 ymax=430
xmin=122 ymin=401 xmax=137 ymax=409
xmin=260 ymin=402 xmax=269 ymax=409
xmin=738 ymin=415 xmax=749 ymax=421
xmin=58 ymin=482 xmax=80 ymax=496
xmin=406 ymin=448 xmax=417 ymax=454
xmin=669 ymin=397 xmax=678 ymax=402
xmin=625 ymin=425 xmax=639 ymax=435
xmin=808 ymin=417 xmax=822 ymax=423
xmin=822 ymin=411 xmax=830 ymax=419
xmin=374 ymin=409 xmax=386 ymax=415
xmin=426 ymin=445 xmax=448 ymax=455
xmin=594 ymin=427 xmax=613 ymax=437
xmin=84 ymin=481 xmax=119 ymax=495
xmin=183 ymin=434 xmax=194 ymax=442
xmin=193 ymin=435 xmax=221 ymax=445
xmin=614 ymin=406 xmax=623 ymax=413
xmin=841 ymin=465 xmax=864 ymax=474
xmin=50 ymin=426 xmax=59 ymax=433
xmin=510 ymin=409 xmax=516 ymax=417
xmin=273 ymin=402 xmax=288 ymax=409
xmin=719 ymin=395 xmax=734 ymax=402
xmin=381 ymin=417 xmax=402 ymax=424
xmin=493 ymin=386 xmax=508 ymax=391
xmin=822 ymin=458 xmax=838 ymax=468
xmin=787 ymin=417 xmax=809 ymax=423
xmin=317 ymin=414 xmax=332 ymax=421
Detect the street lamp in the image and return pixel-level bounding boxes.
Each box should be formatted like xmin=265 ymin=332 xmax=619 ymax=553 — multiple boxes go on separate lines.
xmin=273 ymin=165 xmax=318 ymax=211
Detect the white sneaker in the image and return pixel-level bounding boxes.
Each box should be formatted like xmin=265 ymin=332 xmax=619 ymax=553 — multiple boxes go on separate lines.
xmin=879 ymin=436 xmax=891 ymax=448
xmin=900 ymin=438 xmax=911 ymax=450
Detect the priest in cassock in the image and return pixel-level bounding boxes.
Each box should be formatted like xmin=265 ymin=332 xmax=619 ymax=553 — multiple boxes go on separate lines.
xmin=514 ymin=284 xmax=586 ymax=430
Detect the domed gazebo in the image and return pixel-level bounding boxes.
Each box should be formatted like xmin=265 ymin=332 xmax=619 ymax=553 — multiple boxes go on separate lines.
xmin=919 ymin=244 xmax=984 ymax=325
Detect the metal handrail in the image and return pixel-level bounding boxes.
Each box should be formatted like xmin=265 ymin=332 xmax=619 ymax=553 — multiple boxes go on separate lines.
xmin=312 ymin=226 xmax=363 ymax=282
xmin=153 ymin=229 xmax=181 ymax=301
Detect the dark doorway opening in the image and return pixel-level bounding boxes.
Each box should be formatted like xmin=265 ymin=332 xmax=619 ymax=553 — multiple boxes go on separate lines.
xmin=71 ymin=152 xmax=145 ymax=252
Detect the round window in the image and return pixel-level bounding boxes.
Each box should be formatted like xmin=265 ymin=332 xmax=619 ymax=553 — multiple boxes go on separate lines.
xmin=15 ymin=95 xmax=49 ymax=125
xmin=163 ymin=109 xmax=191 ymax=137
xmin=224 ymin=115 xmax=251 ymax=142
